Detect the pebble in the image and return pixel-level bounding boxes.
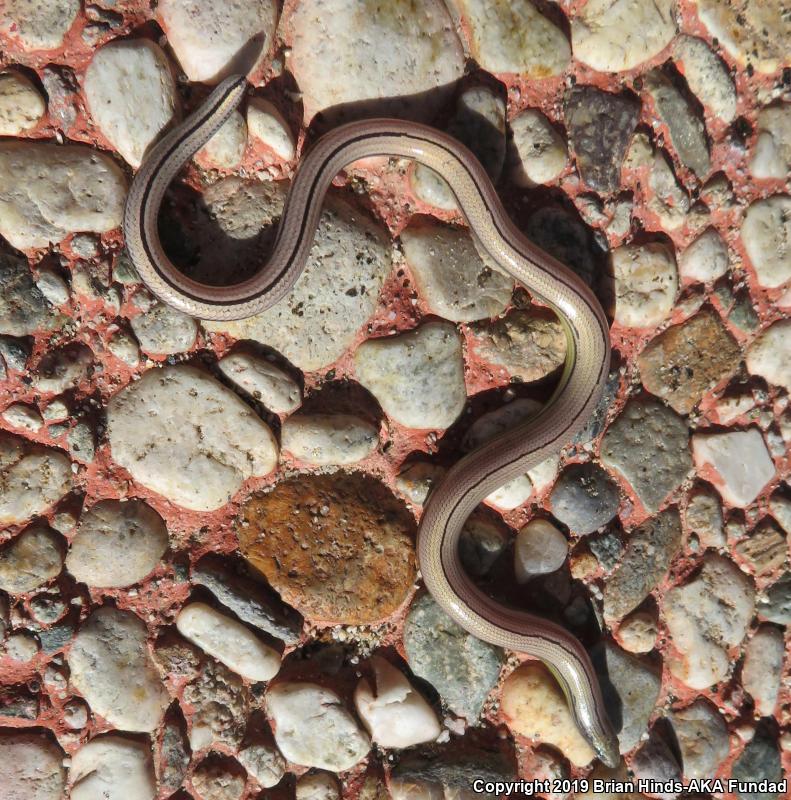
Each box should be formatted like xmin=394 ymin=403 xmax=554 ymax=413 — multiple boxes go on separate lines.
xmin=158 ymin=0 xmax=277 ymax=83
xmin=637 ymin=309 xmax=742 ymax=414
xmin=247 ymin=97 xmax=295 ymax=161
xmin=454 ymin=0 xmax=569 ymax=75
xmin=740 ymin=195 xmax=791 ymax=288
xmin=68 ymin=606 xmax=170 ymax=732
xmin=770 ymin=493 xmax=791 ymax=535
xmin=2 ymin=402 xmax=43 ymax=431
xmin=684 ymin=488 xmax=725 ymax=549
xmin=571 ymin=0 xmax=676 ymax=72
xmin=107 ymin=328 xmax=140 ymax=366
xmin=564 ymin=87 xmax=641 ymax=194
xmin=130 ymin=302 xmax=198 ymax=355
xmin=355 ymin=322 xmax=466 ymax=430
xmin=550 ymin=462 xmax=620 ymax=536
xmin=508 ymin=109 xmax=568 ymax=187
xmin=0 ymin=729 xmax=65 ymax=800
xmin=198 ymin=111 xmax=247 ymax=169
xmin=742 ymin=625 xmax=784 ymax=716
xmin=282 ymin=412 xmax=378 ymax=466
xmin=501 ymin=662 xmax=595 ymax=767
xmin=734 ymin=520 xmax=787 ymax=577
xmin=691 ymin=428 xmax=775 ymax=508
xmin=730 ymin=722 xmax=782 ymax=800
xmin=0 ymin=71 xmax=45 ymax=135
xmin=0 ymin=0 xmax=79 ymax=50
xmin=750 ymin=103 xmax=791 ymax=180
xmin=746 ymin=320 xmax=791 ymax=392
xmin=679 ymin=228 xmax=729 ymax=283
xmin=0 ymin=433 xmax=71 ymax=525
xmin=289 ymin=0 xmax=463 ymax=122
xmin=217 ymin=351 xmax=301 ymax=414
xmin=617 ymin=609 xmax=658 ymax=654
xmin=401 ymin=223 xmax=512 ymax=322
xmin=34 ymin=342 xmax=93 ymax=394
xmin=84 ymin=40 xmax=178 ymax=168
xmin=631 ymin=730 xmax=682 ymax=800
xmin=396 ymin=461 xmax=447 ymax=505
xmin=603 ymin=509 xmax=682 ymax=621
xmin=469 ymin=309 xmax=566 ymax=382
xmin=448 ymin=85 xmax=507 ymax=181
xmin=673 ymin=36 xmax=737 ymax=123
xmin=35 ymin=267 xmax=70 ymax=306
xmin=0 ymin=524 xmax=64 ymax=594
xmin=526 ymin=206 xmax=598 ymax=286
xmin=670 ymin=698 xmax=729 ymax=780
xmin=644 ymin=70 xmax=710 ymax=178
xmin=192 ymin=554 xmax=303 ymax=645
xmin=238 ymin=473 xmax=415 ymax=624
xmin=610 ymin=242 xmax=678 ymax=328
xmin=266 ymin=682 xmax=370 ymax=771
xmin=460 ymin=514 xmax=508 ymax=576
xmin=514 ymin=519 xmax=568 ymax=583
xmin=5 ymin=631 xmax=39 ymax=661
xmin=191 ymin=756 xmax=245 ymax=800
xmin=354 ymin=655 xmax=441 ymax=748
xmin=70 ymin=735 xmax=156 ymax=800
xmin=601 ymin=397 xmax=692 ymax=514
xmin=411 ymin=165 xmax=457 ymax=211
xmin=203 ymin=191 xmax=392 ymax=371
xmin=183 ymin=660 xmax=248 ymax=750
xmin=297 ymin=772 xmax=340 ymax=800
xmin=664 ymin=554 xmax=754 ymax=688
xmin=176 ymin=602 xmax=281 ymax=682
xmin=0 ymin=143 xmax=127 ymax=249
xmin=238 ymin=742 xmax=285 ymax=788
xmin=64 ymin=698 xmax=89 ymax=729
xmin=1 ymin=250 xmax=60 ymax=336
xmin=591 ymin=641 xmax=661 ymax=753
xmin=66 ymin=499 xmax=168 ymax=588
xmin=107 ymin=366 xmax=278 ymax=512
xmin=404 ymin=593 xmax=503 ymax=721
xmin=693 ymin=0 xmax=788 ymax=74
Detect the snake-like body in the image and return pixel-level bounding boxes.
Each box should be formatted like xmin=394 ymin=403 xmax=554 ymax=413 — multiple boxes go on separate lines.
xmin=123 ymin=75 xmax=620 ymax=767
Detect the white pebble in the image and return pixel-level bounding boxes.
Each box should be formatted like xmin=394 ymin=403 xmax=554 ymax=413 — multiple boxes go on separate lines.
xmin=678 ymin=228 xmax=729 ymax=283
xmin=70 ymin=735 xmax=156 ymax=800
xmin=217 ymin=351 xmax=301 ymax=414
xmin=0 ymin=71 xmax=45 ymax=135
xmin=509 ymin=109 xmax=568 ymax=187
xmin=2 ymin=402 xmax=43 ymax=432
xmin=248 ymin=97 xmax=295 ymax=161
xmin=282 ymin=413 xmax=378 ymax=466
xmin=514 ymin=519 xmax=568 ymax=583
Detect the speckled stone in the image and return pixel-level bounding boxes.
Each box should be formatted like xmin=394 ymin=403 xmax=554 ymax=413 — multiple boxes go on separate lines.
xmin=0 ymin=250 xmax=60 ymax=336
xmin=508 ymin=109 xmax=568 ymax=187
xmin=130 ymin=303 xmax=198 ymax=355
xmin=631 ymin=730 xmax=682 ymax=799
xmin=757 ymin=573 xmax=791 ymax=624
xmin=742 ymin=625 xmax=784 ymax=716
xmin=550 ymin=462 xmax=620 ymax=536
xmin=0 ymin=729 xmax=65 ymax=800
xmin=670 ymin=698 xmax=729 ymax=780
xmin=404 ymin=593 xmax=504 ymax=721
xmin=740 ymin=196 xmax=791 ymax=289
xmin=637 ymin=309 xmax=742 ymax=415
xmin=672 ymin=36 xmax=737 ymax=123
xmin=0 ymin=72 xmax=46 ymax=135
xmin=0 ymin=0 xmax=79 ymax=50
xmin=730 ymin=722 xmax=782 ymax=800
xmin=601 ymin=397 xmax=692 ymax=513
xmin=0 ymin=524 xmax=64 ymax=594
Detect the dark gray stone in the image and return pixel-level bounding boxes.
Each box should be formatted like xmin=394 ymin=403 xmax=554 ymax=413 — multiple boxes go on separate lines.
xmin=574 ymin=369 xmax=621 ymax=445
xmin=404 ymin=593 xmax=504 ymax=721
xmin=731 ymin=722 xmax=782 ymax=800
xmin=160 ymin=704 xmax=191 ymax=793
xmin=0 ymin=335 xmax=31 ymax=372
xmin=0 ymin=250 xmax=58 ymax=336
xmin=526 ymin=206 xmax=598 ymax=286
xmin=192 ymin=555 xmax=303 ymax=645
xmin=588 ymin=529 xmax=623 ymax=572
xmin=565 ymin=86 xmax=641 ymax=193
xmin=550 ymin=462 xmax=620 ymax=535
xmin=632 ymin=728 xmax=682 ymax=797
xmin=604 ymin=508 xmax=682 ymax=620
xmin=601 ymin=396 xmax=692 ymax=513
xmin=670 ymin=698 xmax=729 ymax=780
xmin=0 ymin=685 xmax=39 ymax=719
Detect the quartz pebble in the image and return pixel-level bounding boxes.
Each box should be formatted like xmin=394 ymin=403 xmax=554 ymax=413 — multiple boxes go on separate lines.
xmin=550 ymin=462 xmax=620 ymax=536
xmin=176 ymin=602 xmax=281 ymax=682
xmin=740 ymin=196 xmax=791 ymax=289
xmin=183 ymin=660 xmax=248 ymax=750
xmin=66 ymin=499 xmax=168 ymax=588
xmin=84 ymin=39 xmax=179 ymax=168
xmin=5 ymin=631 xmax=39 ymax=661
xmin=191 ymin=756 xmax=245 ymax=800
xmin=670 ymin=698 xmax=729 ymax=780
xmin=750 ymin=103 xmax=791 ymax=180
xmin=571 ymin=0 xmax=677 ymax=72
xmin=130 ymin=303 xmax=198 ymax=355
xmin=198 ymin=111 xmax=247 ymax=168
xmin=508 ymin=110 xmax=568 ymax=187
xmin=35 ymin=267 xmax=69 ymax=306
xmin=501 ymin=662 xmax=595 ymax=767
xmin=514 ymin=519 xmax=568 ymax=583
xmin=282 ymin=413 xmax=378 ymax=466
xmin=679 ymin=228 xmax=729 ymax=283
xmin=217 ymin=351 xmax=301 ymax=414
xmin=0 ymin=729 xmax=65 ymax=800
xmin=108 ymin=366 xmax=278 ymax=512
xmin=248 ymin=98 xmax=295 ymax=161
xmin=157 ymin=0 xmax=277 ymax=84
xmin=617 ymin=610 xmax=658 ymax=654
xmin=68 ymin=606 xmax=169 ymax=732
xmin=610 ymin=242 xmax=678 ymax=328
xmin=448 ymin=85 xmax=507 ymax=181
xmin=746 ymin=320 xmax=791 ymax=392
xmin=401 ymin=223 xmax=512 ymax=322
xmin=673 ymin=36 xmax=737 ymax=123
xmin=0 ymin=0 xmax=79 ymax=50
xmin=297 ymin=772 xmax=340 ymax=800
xmin=396 ymin=461 xmax=447 ymax=505
xmin=0 ymin=524 xmax=64 ymax=594
xmin=238 ymin=742 xmax=285 ymax=788
xmin=354 ymin=655 xmax=441 ymax=748
xmin=0 ymin=71 xmax=45 ymax=135
xmin=355 ymin=322 xmax=466 ymax=430
xmin=266 ymin=682 xmax=370 ymax=771
xmin=664 ymin=554 xmax=754 ymax=688
xmin=2 ymin=402 xmax=43 ymax=432
xmin=70 ymin=735 xmax=156 ymax=800
xmin=691 ymin=428 xmax=775 ymax=508
xmin=0 ymin=143 xmax=127 ymax=249
xmin=684 ymin=488 xmax=725 ymax=549
xmin=741 ymin=625 xmax=784 ymax=716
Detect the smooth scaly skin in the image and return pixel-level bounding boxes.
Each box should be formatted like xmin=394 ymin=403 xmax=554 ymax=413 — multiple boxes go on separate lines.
xmin=124 ymin=75 xmax=620 ymax=767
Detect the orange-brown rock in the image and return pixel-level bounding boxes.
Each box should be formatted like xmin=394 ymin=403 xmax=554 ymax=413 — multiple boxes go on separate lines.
xmin=238 ymin=473 xmax=416 ymax=625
